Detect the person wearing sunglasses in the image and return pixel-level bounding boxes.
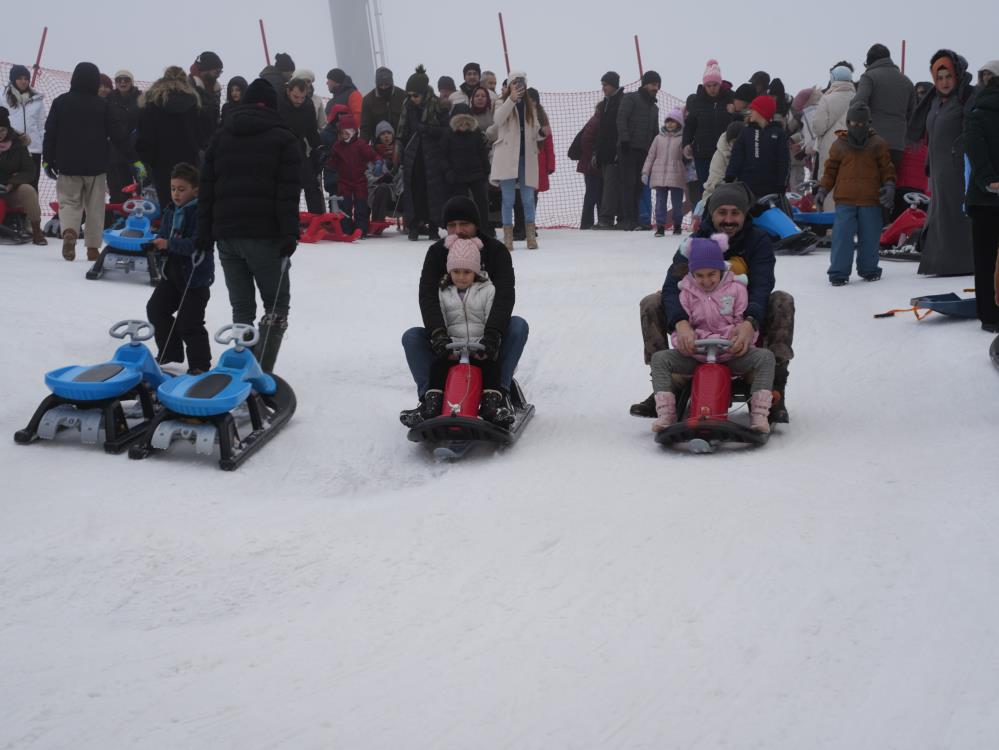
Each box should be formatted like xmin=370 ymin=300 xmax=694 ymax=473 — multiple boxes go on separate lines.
xmin=107 ymin=69 xmax=142 ymax=202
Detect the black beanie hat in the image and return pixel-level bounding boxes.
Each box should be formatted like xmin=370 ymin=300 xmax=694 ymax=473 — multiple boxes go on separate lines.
xmin=733 ymin=83 xmax=757 ymax=103
xmin=438 ymin=76 xmax=456 ymax=92
xmin=196 ymin=51 xmax=223 ymax=71
xmin=601 ymin=71 xmax=620 ymax=88
xmin=9 ymin=65 xmax=30 ymax=84
xmin=0 ymin=107 xmax=11 ymax=131
xmin=275 ymin=53 xmax=296 ymax=73
xmin=462 ymin=62 xmax=481 ymax=76
xmin=442 ymin=196 xmax=481 ymax=227
xmin=327 ymin=68 xmax=347 ymax=84
xmin=641 ymin=70 xmax=662 ymax=86
xmin=245 ymin=78 xmax=278 ymax=110
xmin=405 ymin=65 xmax=430 ymax=95
xmin=866 ymin=44 xmax=891 ymax=67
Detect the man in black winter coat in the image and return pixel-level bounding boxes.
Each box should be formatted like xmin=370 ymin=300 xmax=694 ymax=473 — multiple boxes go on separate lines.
xmin=360 ymin=67 xmax=405 ymax=142
xmin=594 ymin=71 xmax=624 ymax=229
xmin=189 ymin=51 xmax=223 ymax=129
xmin=43 ymin=61 xmax=141 ymax=262
xmin=279 ymin=78 xmax=323 ymax=213
xmin=197 ymin=78 xmax=301 ymax=372
xmin=615 ymin=71 xmax=661 ymax=231
xmin=400 ymin=196 xmax=529 ymax=425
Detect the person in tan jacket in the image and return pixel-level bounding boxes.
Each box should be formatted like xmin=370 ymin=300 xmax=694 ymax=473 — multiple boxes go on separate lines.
xmin=817 ymin=102 xmax=895 ymax=285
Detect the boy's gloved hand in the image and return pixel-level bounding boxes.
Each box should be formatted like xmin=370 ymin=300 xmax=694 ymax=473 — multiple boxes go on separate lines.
xmin=814 ymin=187 xmax=828 ymax=211
xmin=878 ymin=182 xmax=895 ymax=210
xmin=480 ymin=327 xmax=502 ymax=361
xmin=430 ymin=327 xmax=452 ymax=357
xmin=43 ymin=162 xmax=58 ymax=180
xmin=640 ymin=173 xmax=650 ymax=186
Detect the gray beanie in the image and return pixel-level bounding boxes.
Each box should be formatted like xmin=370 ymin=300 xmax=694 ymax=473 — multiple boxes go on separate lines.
xmin=706 ymin=182 xmax=754 ymax=215
xmin=375 ymin=120 xmax=395 ymax=138
xmin=375 ymin=67 xmax=393 ymax=86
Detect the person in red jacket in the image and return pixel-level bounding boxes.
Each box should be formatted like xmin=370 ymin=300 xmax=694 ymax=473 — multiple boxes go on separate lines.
xmin=328 ymin=113 xmax=382 ymax=237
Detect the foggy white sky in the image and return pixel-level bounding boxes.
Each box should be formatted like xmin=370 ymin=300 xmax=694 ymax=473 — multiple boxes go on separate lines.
xmin=10 ymin=0 xmax=999 ymax=95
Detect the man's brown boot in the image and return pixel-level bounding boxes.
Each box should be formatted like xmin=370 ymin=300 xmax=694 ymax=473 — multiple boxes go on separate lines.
xmin=87 ymin=247 xmax=99 ymax=261
xmin=31 ymin=221 xmax=47 ymax=246
xmin=61 ymin=228 xmax=77 ymax=261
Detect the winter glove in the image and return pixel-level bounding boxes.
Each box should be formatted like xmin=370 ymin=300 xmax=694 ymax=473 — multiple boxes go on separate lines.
xmin=878 ymin=182 xmax=895 ymax=210
xmin=589 ymin=154 xmax=598 ymax=171
xmin=814 ymin=187 xmax=828 ymax=211
xmin=132 ymin=161 xmax=148 ymax=182
xmin=43 ymin=162 xmax=58 ymax=180
xmin=279 ymin=237 xmax=298 ymax=257
xmin=641 ymin=173 xmax=650 ymax=187
xmin=373 ymin=160 xmax=384 ymax=177
xmin=430 ymin=327 xmax=452 ymax=358
xmin=682 ymin=144 xmax=694 ymax=160
xmin=480 ymin=327 xmax=502 ymax=361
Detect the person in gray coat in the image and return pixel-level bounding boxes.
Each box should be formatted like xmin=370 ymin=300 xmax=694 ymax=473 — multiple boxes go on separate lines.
xmin=852 ymin=44 xmax=915 ymax=170
xmin=616 ymin=70 xmax=661 ymax=231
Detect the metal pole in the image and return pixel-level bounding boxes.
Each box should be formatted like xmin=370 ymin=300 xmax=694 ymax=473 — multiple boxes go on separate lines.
xmin=30 ymin=27 xmax=48 ymax=87
xmin=634 ymin=35 xmax=644 ymax=77
xmin=901 ymin=39 xmax=907 ymax=75
xmin=259 ymin=19 xmax=271 ymax=67
xmin=498 ymin=13 xmax=511 ymax=75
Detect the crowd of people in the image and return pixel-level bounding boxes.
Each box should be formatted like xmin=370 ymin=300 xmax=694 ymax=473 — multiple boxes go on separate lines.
xmin=1 ymin=42 xmax=998 ymax=425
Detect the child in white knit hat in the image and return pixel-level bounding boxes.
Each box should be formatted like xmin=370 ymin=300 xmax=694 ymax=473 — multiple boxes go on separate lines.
xmin=415 ymin=234 xmax=513 ymax=426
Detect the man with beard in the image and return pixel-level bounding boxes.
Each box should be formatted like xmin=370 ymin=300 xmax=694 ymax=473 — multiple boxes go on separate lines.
xmin=449 ymin=62 xmax=495 ymax=107
xmin=631 ymin=182 xmax=795 ymax=423
xmin=279 ymin=78 xmax=324 ymax=214
xmin=325 ymin=68 xmax=362 ymax=125
xmin=360 ymin=67 xmax=405 ymax=142
xmin=399 ymin=196 xmax=529 ymax=426
xmin=189 ymin=51 xmax=223 ymax=129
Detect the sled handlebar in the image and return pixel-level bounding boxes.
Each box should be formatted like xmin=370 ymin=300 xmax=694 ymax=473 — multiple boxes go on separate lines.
xmin=122 ymin=199 xmax=157 ymax=218
xmin=694 ymin=338 xmax=732 ymax=364
xmin=797 ymin=180 xmax=819 ymax=192
xmin=446 ymin=342 xmax=485 ymax=353
xmin=215 ymin=323 xmax=258 ymax=351
xmin=903 ymin=192 xmax=930 ymax=207
xmin=109 ymin=319 xmax=155 ymax=344
xmin=785 ymin=192 xmax=802 ymax=202
xmin=755 ymin=193 xmax=781 ymax=208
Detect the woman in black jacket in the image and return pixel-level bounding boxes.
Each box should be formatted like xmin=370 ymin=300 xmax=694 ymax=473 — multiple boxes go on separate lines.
xmin=107 ymin=70 xmax=142 ymax=202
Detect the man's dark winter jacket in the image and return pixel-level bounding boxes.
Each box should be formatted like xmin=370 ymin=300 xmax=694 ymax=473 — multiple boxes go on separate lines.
xmin=42 ymin=62 xmax=136 ymax=175
xmin=197 ymin=104 xmax=301 ymax=243
xmin=157 ymin=199 xmax=214 ymax=288
xmin=278 ymin=94 xmax=320 ymax=149
xmin=189 ymin=75 xmax=222 ymax=130
xmin=616 ymin=88 xmax=659 ymax=151
xmin=726 ymin=122 xmax=789 ymax=199
xmin=108 ymin=86 xmax=142 ymax=166
xmin=136 ymin=82 xmax=205 ymax=202
xmin=964 ymin=84 xmax=999 ymax=208
xmin=360 ymin=86 xmax=406 ymax=142
xmin=662 ymin=213 xmax=776 ymax=329
xmin=419 ymin=231 xmax=515 ymax=336
xmin=683 ymin=84 xmax=736 ymax=159
xmin=440 ymin=113 xmax=490 ymax=184
xmin=852 ymin=57 xmax=915 ymax=151
xmin=595 ymin=88 xmax=624 ymax=167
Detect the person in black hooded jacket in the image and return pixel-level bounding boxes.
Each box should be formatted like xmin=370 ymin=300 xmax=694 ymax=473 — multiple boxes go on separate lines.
xmin=197 ymin=78 xmax=301 ymax=372
xmin=440 ymin=103 xmax=491 ymax=233
xmin=220 ymin=76 xmax=247 ymax=122
xmin=42 ymin=61 xmax=142 ymax=262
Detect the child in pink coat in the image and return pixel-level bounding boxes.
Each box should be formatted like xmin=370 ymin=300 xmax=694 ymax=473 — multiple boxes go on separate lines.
xmin=649 ymin=234 xmax=775 ymax=433
xmin=642 ymin=107 xmax=688 ymax=236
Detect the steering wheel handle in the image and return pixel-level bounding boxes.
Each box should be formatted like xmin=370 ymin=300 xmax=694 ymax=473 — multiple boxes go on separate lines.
xmin=755 ymin=193 xmax=780 ymax=208
xmin=109 ymin=319 xmax=155 ymax=344
xmin=693 ymin=338 xmax=732 ymax=350
xmin=786 ymin=192 xmax=802 ymax=202
xmin=215 ymin=323 xmax=258 ymax=351
xmin=122 ymin=198 xmax=157 ymax=217
xmin=446 ymin=342 xmax=486 ymax=352
xmin=903 ymin=192 xmax=930 ymax=207
xmin=798 ymin=179 xmax=818 ymax=190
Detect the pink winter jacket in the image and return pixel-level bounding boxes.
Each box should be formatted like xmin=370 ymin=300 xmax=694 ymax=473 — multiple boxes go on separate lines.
xmin=642 ymin=129 xmax=686 ymax=189
xmin=670 ymin=271 xmax=759 ymax=362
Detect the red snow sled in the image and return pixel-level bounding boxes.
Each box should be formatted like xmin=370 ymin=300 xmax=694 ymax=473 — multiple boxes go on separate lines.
xmin=879 ymin=192 xmax=929 ymax=261
xmin=298 ymin=211 xmax=362 ymax=243
xmin=655 ymin=339 xmax=771 ymax=453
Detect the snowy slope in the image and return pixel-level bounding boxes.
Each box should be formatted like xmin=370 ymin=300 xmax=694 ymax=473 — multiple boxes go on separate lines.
xmin=2 ymin=229 xmax=998 ymax=749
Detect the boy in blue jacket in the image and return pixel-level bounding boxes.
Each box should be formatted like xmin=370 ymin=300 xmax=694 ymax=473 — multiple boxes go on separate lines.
xmin=146 ymin=162 xmax=215 ymax=373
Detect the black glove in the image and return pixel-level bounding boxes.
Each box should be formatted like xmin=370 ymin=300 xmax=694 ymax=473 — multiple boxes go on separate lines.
xmin=480 ymin=327 xmax=502 ymax=361
xmin=878 ymin=182 xmax=895 ymax=210
xmin=279 ymin=237 xmax=297 ymax=257
xmin=430 ymin=327 xmax=451 ymax=357
xmin=43 ymin=162 xmax=58 ymax=180
xmin=814 ymin=187 xmax=828 ymax=211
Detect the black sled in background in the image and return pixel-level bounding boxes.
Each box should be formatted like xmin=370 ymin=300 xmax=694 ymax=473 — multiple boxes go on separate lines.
xmin=406 ymin=342 xmax=535 ymax=460
xmin=14 ymin=320 xmax=168 ymax=453
xmin=129 ymin=324 xmax=296 ymax=470
xmin=656 ymin=339 xmax=771 ymax=454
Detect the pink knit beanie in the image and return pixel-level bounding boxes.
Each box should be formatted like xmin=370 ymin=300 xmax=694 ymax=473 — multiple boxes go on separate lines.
xmin=702 ymin=59 xmax=723 ymax=85
xmin=444 ymin=234 xmax=484 ymax=273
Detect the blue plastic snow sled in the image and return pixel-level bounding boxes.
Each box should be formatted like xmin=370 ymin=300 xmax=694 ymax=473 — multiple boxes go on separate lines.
xmin=86 ymin=198 xmax=164 ymax=285
xmin=129 ymin=324 xmax=297 ymax=470
xmin=752 ymin=194 xmax=818 ymax=254
xmin=875 ymin=292 xmax=978 ymax=320
xmin=14 ymin=320 xmax=169 ymax=453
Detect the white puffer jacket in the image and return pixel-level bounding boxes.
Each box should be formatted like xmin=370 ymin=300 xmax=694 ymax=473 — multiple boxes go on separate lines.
xmin=439 ymin=278 xmax=495 ymax=344
xmin=3 ymin=86 xmax=46 ymax=155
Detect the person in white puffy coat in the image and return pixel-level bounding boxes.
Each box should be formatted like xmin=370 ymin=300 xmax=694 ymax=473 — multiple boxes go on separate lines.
xmin=812 ymin=66 xmax=855 ymax=211
xmin=417 ymin=234 xmax=513 ymax=427
xmin=4 ymin=64 xmax=46 ymax=189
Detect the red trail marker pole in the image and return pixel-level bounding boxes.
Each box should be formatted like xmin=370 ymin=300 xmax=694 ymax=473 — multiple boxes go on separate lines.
xmin=498 ymin=13 xmax=511 ymax=75
xmin=259 ymin=19 xmax=271 ymax=67
xmin=31 ymin=27 xmax=48 ymax=87
xmin=901 ymin=39 xmax=907 ymax=75
xmin=635 ymin=35 xmax=644 ymax=77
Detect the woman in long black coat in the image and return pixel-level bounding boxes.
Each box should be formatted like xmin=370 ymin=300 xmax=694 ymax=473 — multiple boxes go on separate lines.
xmin=907 ymin=50 xmax=975 ymax=276
xmin=136 ymin=66 xmax=208 ymax=207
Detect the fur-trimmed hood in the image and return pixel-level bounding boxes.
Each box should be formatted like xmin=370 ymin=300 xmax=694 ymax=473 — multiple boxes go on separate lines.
xmin=450 ymin=112 xmax=478 ymax=132
xmin=141 ymin=76 xmax=201 ymax=112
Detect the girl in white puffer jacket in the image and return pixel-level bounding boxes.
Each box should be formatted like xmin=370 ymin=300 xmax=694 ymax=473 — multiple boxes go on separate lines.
xmin=418 ymin=234 xmax=513 ymax=427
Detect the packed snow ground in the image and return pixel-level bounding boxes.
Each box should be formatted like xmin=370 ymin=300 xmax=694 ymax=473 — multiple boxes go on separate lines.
xmin=2 ymin=227 xmax=997 ymax=749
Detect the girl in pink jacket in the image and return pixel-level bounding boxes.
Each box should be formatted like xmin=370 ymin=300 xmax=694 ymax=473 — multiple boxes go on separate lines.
xmin=649 ymin=234 xmax=776 ymax=433
xmin=642 ymin=107 xmax=688 ymax=236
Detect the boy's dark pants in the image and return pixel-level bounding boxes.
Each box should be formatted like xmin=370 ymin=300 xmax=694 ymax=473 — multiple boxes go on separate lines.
xmin=146 ymin=282 xmax=212 ymax=370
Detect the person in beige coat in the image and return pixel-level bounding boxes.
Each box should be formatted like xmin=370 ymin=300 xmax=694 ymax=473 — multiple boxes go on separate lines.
xmin=811 ymin=66 xmax=855 ymax=210
xmin=489 ymin=70 xmax=546 ymax=249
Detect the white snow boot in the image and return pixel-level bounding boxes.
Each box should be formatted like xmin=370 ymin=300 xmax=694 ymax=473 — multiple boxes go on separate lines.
xmin=651 ymin=391 xmax=676 ymax=433
xmin=749 ymin=390 xmax=773 ymax=433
